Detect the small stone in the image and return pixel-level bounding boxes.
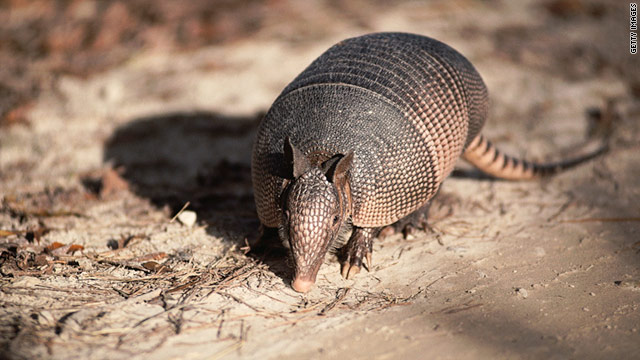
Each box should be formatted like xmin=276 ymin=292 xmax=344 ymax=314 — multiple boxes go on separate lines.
xmin=177 ymin=210 xmax=197 ymax=227
xmin=589 ymin=292 xmax=596 ymax=296
xmin=516 ymin=288 xmax=528 ymax=298
xmin=582 ymin=307 xmax=590 ymax=312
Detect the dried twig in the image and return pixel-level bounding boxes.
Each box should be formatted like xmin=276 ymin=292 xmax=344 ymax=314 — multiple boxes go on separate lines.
xmin=318 ymin=288 xmax=350 ymax=315
xmin=170 ymin=201 xmax=191 ymax=223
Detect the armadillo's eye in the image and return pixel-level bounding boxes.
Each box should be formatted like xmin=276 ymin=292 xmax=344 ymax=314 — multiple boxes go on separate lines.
xmin=332 ymin=215 xmax=340 ymax=225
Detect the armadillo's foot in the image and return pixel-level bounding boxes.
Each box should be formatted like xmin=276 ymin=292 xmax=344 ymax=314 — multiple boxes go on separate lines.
xmin=379 ymin=224 xmax=423 ymax=240
xmin=341 ymin=227 xmax=379 ymax=279
xmin=384 ymin=202 xmax=432 ymax=240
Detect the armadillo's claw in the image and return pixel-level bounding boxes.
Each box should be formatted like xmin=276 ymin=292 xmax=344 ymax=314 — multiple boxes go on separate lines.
xmin=341 ymin=247 xmax=371 ymax=279
xmin=341 ymin=262 xmax=361 ymax=279
xmin=365 ymin=252 xmax=373 ymax=271
xmin=341 ymin=247 xmax=363 ymax=279
xmin=340 ymin=227 xmax=378 ymax=280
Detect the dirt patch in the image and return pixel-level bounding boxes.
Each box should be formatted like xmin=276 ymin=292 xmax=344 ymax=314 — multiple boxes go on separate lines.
xmin=1 ymin=1 xmax=639 ymax=359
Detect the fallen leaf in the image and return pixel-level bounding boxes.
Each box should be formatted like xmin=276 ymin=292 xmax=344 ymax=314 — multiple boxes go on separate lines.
xmin=46 ymin=242 xmax=65 ymax=251
xmin=142 ymin=261 xmax=160 ymax=271
xmin=66 ymin=244 xmax=84 ymax=255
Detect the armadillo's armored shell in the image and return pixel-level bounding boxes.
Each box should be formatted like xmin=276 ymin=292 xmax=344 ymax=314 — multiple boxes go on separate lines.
xmin=252 ymin=33 xmax=488 ymax=228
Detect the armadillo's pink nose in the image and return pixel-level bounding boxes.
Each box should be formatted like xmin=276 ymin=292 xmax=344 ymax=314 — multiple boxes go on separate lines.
xmin=291 ymin=277 xmax=315 ymax=293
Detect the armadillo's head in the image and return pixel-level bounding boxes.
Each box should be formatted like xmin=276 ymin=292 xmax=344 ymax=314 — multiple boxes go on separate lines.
xmin=279 ymin=138 xmax=353 ymax=293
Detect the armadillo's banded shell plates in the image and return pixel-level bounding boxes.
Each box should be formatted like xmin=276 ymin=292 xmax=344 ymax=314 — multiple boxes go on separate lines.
xmin=252 ymin=32 xmax=488 ymax=228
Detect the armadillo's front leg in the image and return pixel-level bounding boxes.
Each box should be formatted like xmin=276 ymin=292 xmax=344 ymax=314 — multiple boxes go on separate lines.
xmin=341 ymin=227 xmax=380 ymax=279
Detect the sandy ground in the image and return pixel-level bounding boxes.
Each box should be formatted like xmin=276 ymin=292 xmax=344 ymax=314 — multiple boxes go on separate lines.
xmin=1 ymin=1 xmax=639 ymax=359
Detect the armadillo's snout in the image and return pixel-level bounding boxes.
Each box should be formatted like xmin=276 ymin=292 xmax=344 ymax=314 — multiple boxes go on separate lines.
xmin=291 ymin=277 xmax=315 ymax=293
xmin=290 ymin=257 xmax=323 ymax=293
xmin=282 ymin=163 xmax=348 ymax=294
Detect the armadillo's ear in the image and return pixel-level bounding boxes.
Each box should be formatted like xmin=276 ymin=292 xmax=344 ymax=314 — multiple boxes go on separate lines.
xmin=324 ymin=151 xmax=354 ymax=186
xmin=284 ymin=137 xmax=311 ymax=178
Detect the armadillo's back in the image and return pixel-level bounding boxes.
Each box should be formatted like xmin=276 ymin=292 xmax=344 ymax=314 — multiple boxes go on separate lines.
xmin=252 ymin=32 xmax=488 ymax=228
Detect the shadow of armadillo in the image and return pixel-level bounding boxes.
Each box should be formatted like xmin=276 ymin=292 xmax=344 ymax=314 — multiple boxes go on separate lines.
xmin=104 ymin=111 xmax=261 ymax=239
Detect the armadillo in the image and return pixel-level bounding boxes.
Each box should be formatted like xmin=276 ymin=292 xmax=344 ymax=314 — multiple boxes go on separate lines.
xmin=251 ymin=32 xmax=605 ymax=293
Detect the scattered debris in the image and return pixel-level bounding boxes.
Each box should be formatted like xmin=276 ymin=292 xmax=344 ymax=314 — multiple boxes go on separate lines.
xmin=170 ymin=202 xmax=191 ymax=223
xmin=515 ymin=288 xmax=529 ymax=299
xmin=614 ymin=280 xmax=640 ymax=291
xmin=177 ymin=210 xmax=197 ymax=227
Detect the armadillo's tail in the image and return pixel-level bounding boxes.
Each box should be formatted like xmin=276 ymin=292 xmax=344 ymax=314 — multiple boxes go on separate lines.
xmin=463 ymin=134 xmax=608 ymax=180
